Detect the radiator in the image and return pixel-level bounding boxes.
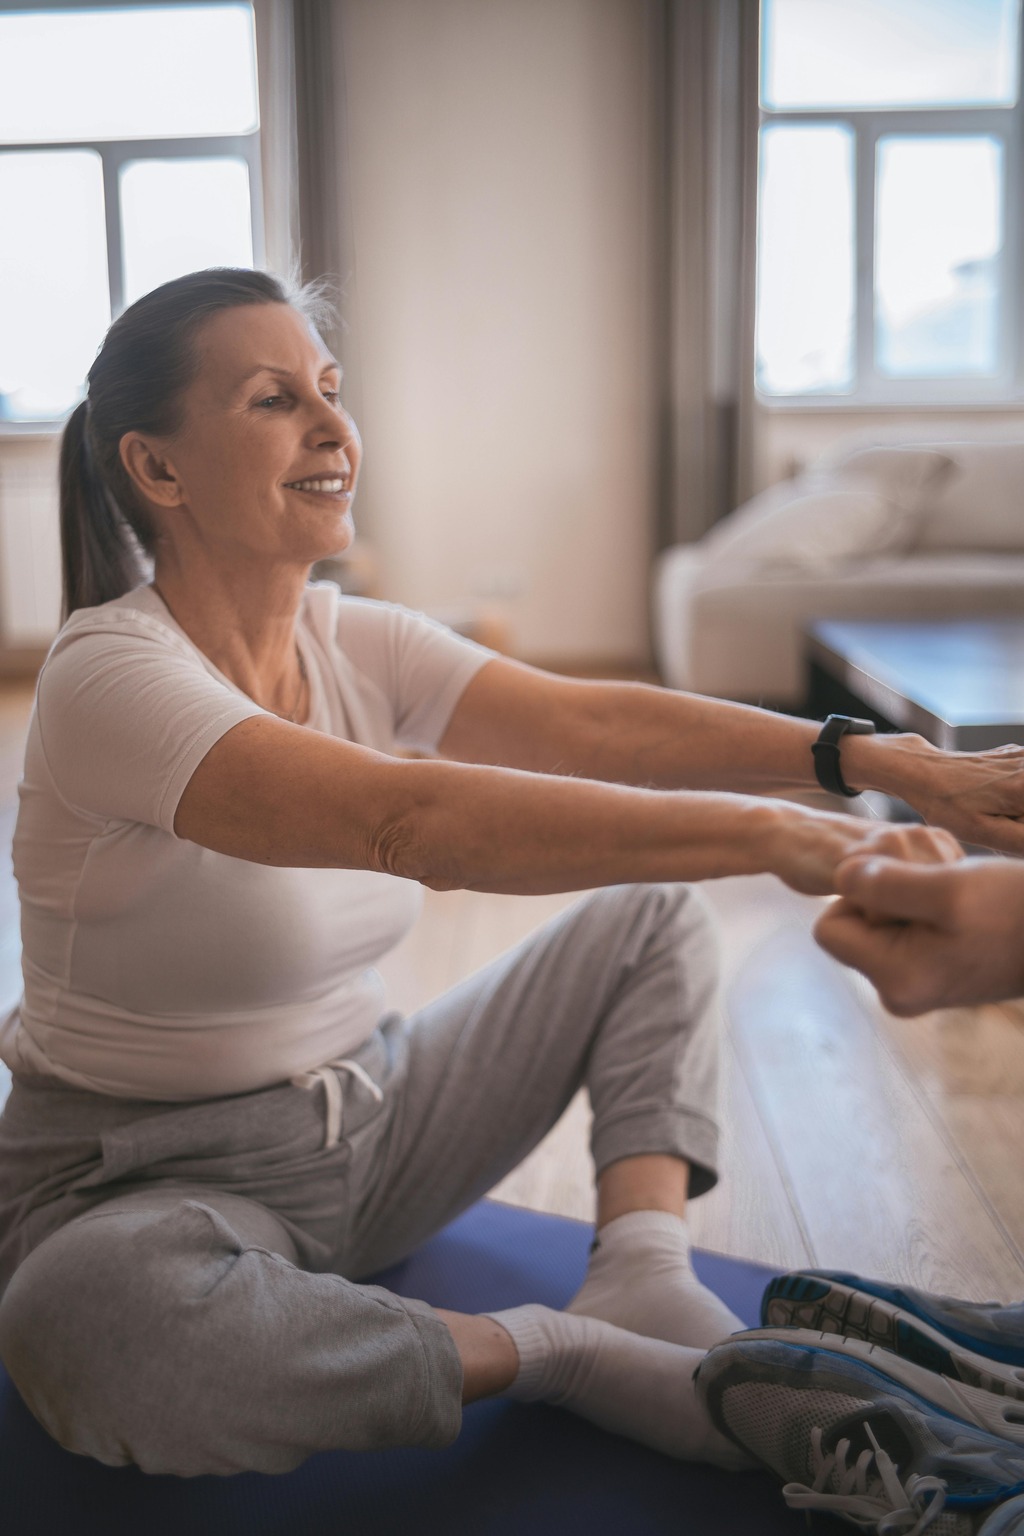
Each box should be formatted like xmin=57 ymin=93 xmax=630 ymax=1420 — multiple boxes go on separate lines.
xmin=0 ymin=448 xmax=62 ymax=646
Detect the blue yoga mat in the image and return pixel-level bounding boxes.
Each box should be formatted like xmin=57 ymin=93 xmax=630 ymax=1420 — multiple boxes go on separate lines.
xmin=0 ymin=1199 xmax=844 ymax=1536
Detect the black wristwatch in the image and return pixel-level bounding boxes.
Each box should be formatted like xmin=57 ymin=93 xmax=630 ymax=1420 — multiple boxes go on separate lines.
xmin=811 ymin=714 xmax=876 ymax=798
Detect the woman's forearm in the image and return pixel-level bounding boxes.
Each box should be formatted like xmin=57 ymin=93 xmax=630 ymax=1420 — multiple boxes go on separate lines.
xmin=567 ymin=682 xmax=822 ymax=792
xmin=511 ymin=681 xmax=955 ymax=822
xmin=368 ymin=757 xmax=868 ymax=898
xmin=444 ymin=667 xmax=942 ymax=806
xmin=373 ymin=759 xmax=771 ymax=892
xmin=445 ymin=668 xmax=828 ymax=794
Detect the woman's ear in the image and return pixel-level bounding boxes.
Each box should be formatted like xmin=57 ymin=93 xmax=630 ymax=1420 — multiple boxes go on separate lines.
xmin=119 ymin=433 xmax=185 ymax=510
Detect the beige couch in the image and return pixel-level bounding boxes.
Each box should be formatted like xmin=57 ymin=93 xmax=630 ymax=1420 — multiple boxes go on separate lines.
xmin=653 ymin=436 xmax=1024 ymax=707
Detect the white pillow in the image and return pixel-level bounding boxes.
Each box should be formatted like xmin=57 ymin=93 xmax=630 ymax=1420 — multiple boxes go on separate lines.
xmin=698 ymin=483 xmax=913 ymax=577
xmin=821 ymin=445 xmax=958 ymax=511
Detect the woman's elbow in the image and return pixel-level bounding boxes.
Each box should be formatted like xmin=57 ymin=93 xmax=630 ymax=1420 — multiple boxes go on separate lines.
xmin=369 ymin=809 xmax=465 ymax=893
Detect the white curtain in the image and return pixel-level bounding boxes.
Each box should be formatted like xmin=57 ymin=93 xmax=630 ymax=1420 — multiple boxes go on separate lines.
xmin=656 ymin=0 xmax=760 ymax=549
xmin=253 ymin=0 xmax=300 ymax=280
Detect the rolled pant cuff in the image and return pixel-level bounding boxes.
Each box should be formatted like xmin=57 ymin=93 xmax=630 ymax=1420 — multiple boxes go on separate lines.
xmin=399 ymin=1302 xmax=467 ymax=1449
xmin=591 ymin=1107 xmax=720 ymax=1199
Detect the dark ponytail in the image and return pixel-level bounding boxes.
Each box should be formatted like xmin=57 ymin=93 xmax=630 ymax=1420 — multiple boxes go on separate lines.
xmin=58 ymin=267 xmax=336 ymax=619
xmin=59 ymin=400 xmax=150 ymax=618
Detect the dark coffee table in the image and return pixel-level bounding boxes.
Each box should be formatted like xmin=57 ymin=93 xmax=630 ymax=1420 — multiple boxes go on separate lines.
xmin=805 ymin=618 xmax=1024 ymax=750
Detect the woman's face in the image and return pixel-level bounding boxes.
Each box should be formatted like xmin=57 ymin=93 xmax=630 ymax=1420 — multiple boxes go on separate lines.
xmin=147 ymin=301 xmax=362 ymax=566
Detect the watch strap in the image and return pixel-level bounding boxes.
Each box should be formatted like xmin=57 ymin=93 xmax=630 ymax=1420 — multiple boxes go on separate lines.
xmin=811 ymin=714 xmax=876 ymax=797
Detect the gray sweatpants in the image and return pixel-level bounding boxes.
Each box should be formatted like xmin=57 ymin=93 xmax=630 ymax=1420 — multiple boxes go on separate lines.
xmin=0 ymin=883 xmax=721 ymax=1476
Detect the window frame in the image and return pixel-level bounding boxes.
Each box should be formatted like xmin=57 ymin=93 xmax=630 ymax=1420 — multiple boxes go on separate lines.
xmin=0 ymin=0 xmax=265 ymax=438
xmin=756 ymin=12 xmax=1024 ymax=411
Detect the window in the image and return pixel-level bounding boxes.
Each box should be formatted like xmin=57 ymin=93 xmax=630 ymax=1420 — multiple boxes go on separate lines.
xmin=756 ymin=0 xmax=1023 ymax=405
xmin=0 ymin=3 xmax=262 ymax=425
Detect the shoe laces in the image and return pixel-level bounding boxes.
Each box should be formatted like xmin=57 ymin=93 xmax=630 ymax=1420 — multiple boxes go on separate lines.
xmin=782 ymin=1421 xmax=948 ymax=1534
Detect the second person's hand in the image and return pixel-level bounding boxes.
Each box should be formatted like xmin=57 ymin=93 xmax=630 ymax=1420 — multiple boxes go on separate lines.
xmin=814 ymin=853 xmax=1024 ymax=1013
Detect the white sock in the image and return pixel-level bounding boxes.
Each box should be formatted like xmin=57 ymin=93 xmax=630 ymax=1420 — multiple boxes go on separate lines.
xmin=486 ymin=1302 xmax=756 ymax=1471
xmin=566 ymin=1210 xmax=745 ymax=1349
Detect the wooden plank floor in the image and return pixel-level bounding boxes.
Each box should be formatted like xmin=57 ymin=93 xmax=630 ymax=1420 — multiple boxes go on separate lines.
xmin=0 ymin=679 xmax=1022 ymax=1301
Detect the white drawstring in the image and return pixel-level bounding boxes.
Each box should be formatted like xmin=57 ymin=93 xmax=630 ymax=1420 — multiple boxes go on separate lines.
xmin=291 ymin=1058 xmax=384 ymax=1149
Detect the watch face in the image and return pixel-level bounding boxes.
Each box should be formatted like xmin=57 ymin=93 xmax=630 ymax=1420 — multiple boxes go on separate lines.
xmin=827 ymin=715 xmax=874 ymax=734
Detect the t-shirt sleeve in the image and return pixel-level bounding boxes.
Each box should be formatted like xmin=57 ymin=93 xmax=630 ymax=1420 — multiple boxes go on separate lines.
xmin=332 ymin=597 xmax=495 ymax=752
xmin=35 ymin=613 xmax=264 ymax=832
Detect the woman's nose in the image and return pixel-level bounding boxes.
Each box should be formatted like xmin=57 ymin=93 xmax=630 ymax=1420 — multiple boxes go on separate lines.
xmin=307 ymin=397 xmax=356 ymax=445
xmin=337 ymin=415 xmax=362 ymax=469
xmin=309 ymin=406 xmax=343 ymax=444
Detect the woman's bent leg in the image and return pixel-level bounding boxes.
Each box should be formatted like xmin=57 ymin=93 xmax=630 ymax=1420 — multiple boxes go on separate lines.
xmin=0 ymin=1184 xmax=461 ymax=1476
xmin=345 ymin=882 xmax=722 ymax=1276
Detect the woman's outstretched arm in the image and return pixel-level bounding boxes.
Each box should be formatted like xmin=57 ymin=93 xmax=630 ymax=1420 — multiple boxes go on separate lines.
xmin=174 ymin=711 xmax=955 ymax=897
xmin=437 ymin=657 xmax=1024 ymax=856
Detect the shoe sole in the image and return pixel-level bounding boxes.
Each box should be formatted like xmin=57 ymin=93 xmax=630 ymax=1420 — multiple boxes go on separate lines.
xmin=764 ymin=1265 xmax=1024 ymax=1363
xmin=741 ymin=1324 xmax=1024 ymax=1446
xmin=762 ymin=1274 xmax=1024 ymax=1403
xmin=746 ymin=1314 xmax=1024 ymax=1443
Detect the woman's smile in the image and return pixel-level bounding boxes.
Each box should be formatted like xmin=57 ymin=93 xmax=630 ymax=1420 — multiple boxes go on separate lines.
xmin=282 ymin=477 xmax=352 ymax=500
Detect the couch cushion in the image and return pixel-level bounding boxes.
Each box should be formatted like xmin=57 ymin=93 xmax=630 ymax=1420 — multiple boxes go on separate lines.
xmin=696 ymin=484 xmax=912 ymax=576
xmin=913 ymin=440 xmax=1024 ymax=551
xmin=696 ymin=445 xmax=959 ymax=578
xmin=813 ymin=444 xmax=957 ymax=512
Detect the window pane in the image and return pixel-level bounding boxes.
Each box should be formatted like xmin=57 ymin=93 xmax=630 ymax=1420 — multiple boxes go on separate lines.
xmin=875 ymin=137 xmax=1003 ymax=379
xmin=762 ymin=0 xmax=1019 ymax=110
xmin=0 ymin=151 xmax=111 ymax=421
xmin=120 ymin=159 xmax=254 ymax=307
xmin=756 ymin=124 xmax=854 ymax=396
xmin=0 ymin=5 xmax=258 ymax=142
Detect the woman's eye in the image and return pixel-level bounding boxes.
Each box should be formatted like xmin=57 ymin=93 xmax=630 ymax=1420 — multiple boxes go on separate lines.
xmin=254 ymin=390 xmax=342 ymax=409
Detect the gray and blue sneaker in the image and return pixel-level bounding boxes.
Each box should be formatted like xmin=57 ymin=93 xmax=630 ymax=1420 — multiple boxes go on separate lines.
xmin=694 ymin=1328 xmax=1024 ymax=1534
xmin=762 ymin=1273 xmax=1024 ymax=1401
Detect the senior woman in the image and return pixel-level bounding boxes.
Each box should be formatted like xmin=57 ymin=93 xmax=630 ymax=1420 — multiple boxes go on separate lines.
xmin=0 ymin=268 xmax=1013 ymax=1479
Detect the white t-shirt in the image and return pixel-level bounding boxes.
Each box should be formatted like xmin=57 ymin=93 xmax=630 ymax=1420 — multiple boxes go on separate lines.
xmin=1 ymin=583 xmax=492 ymax=1100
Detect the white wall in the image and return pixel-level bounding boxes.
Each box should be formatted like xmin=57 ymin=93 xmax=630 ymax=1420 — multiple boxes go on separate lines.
xmin=334 ymin=0 xmax=658 ymax=664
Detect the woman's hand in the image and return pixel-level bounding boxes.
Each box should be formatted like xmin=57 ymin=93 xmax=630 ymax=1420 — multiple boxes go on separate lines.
xmin=843 ymin=733 xmax=1024 ymax=855
xmin=758 ymin=802 xmax=963 ymax=898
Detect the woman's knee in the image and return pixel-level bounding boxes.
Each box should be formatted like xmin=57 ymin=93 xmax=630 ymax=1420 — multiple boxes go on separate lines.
xmin=584 ymin=882 xmax=720 ymax=979
xmin=585 ymin=879 xmax=713 ymax=927
xmin=0 ymin=1194 xmax=269 ymax=1474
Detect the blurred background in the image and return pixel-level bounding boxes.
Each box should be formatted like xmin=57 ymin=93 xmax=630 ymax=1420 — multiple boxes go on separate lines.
xmin=1 ymin=0 xmax=1022 ymax=676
